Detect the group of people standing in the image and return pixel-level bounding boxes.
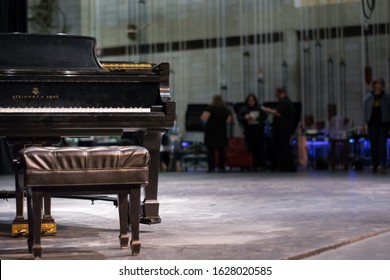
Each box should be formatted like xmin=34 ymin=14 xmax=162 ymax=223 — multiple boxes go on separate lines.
xmin=200 ymin=77 xmax=390 ymax=174
xmin=201 ymin=87 xmax=296 ymax=173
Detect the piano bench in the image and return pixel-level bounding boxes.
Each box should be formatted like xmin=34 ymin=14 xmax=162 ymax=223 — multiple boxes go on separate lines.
xmin=17 ymin=146 xmax=150 ymax=259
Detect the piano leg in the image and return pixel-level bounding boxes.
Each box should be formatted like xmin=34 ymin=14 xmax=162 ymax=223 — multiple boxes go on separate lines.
xmin=12 ymin=173 xmax=28 ymax=236
xmin=12 ymin=178 xmax=57 ymax=236
xmin=11 ymin=144 xmax=57 ymax=237
xmin=140 ymin=129 xmax=165 ymax=224
xmin=42 ymin=195 xmax=57 ymax=235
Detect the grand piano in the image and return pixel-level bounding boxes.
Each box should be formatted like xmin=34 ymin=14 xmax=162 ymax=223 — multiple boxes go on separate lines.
xmin=0 ymin=33 xmax=175 ymax=235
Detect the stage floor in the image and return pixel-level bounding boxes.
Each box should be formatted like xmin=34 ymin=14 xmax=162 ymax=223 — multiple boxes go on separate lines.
xmin=1 ymin=169 xmax=390 ymax=260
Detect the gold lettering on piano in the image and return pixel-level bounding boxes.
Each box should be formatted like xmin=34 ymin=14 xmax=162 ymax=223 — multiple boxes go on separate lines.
xmin=11 ymin=86 xmax=59 ymax=100
xmin=12 ymin=94 xmax=59 ymax=100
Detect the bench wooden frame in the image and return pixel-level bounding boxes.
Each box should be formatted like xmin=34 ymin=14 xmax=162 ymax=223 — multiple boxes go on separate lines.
xmin=17 ymin=146 xmax=149 ymax=259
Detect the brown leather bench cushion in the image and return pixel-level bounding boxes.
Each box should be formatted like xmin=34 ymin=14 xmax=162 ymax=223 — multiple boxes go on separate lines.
xmin=18 ymin=146 xmax=150 ymax=187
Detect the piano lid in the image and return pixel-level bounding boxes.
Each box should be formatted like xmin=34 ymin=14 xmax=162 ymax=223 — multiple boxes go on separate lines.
xmin=0 ymin=33 xmax=105 ymax=73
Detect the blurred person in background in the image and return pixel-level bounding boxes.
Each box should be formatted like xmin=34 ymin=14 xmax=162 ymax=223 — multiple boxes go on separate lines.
xmin=238 ymin=93 xmax=267 ymax=171
xmin=200 ymin=95 xmax=232 ymax=172
xmin=363 ymin=78 xmax=390 ymax=174
xmin=262 ymin=87 xmax=296 ymax=172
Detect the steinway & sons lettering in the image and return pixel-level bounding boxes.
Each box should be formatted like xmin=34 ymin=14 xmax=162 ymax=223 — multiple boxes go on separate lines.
xmin=12 ymin=94 xmax=59 ymax=100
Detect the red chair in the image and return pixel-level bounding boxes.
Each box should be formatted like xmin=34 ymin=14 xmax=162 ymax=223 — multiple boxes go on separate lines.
xmin=215 ymin=137 xmax=253 ymax=170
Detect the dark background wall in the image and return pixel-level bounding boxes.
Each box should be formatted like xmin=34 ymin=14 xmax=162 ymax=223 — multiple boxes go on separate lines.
xmin=0 ymin=0 xmax=27 ymax=32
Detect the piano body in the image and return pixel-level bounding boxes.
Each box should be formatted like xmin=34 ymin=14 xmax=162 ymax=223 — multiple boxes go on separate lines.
xmin=0 ymin=33 xmax=175 ymax=235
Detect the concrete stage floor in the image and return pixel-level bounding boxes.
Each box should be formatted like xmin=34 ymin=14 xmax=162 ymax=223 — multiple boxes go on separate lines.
xmin=1 ymin=169 xmax=390 ymax=260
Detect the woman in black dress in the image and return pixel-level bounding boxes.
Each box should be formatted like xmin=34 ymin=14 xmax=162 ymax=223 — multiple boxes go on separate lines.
xmin=200 ymin=95 xmax=232 ymax=172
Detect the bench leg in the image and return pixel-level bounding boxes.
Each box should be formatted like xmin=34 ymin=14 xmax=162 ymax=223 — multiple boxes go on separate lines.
xmin=26 ymin=189 xmax=33 ymax=253
xmin=129 ymin=187 xmax=141 ymax=256
xmin=118 ymin=193 xmax=129 ymax=249
xmin=31 ymin=191 xmax=43 ymax=259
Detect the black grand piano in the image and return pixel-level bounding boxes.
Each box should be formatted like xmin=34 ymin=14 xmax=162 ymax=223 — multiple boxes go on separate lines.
xmin=0 ymin=33 xmax=175 ymax=235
